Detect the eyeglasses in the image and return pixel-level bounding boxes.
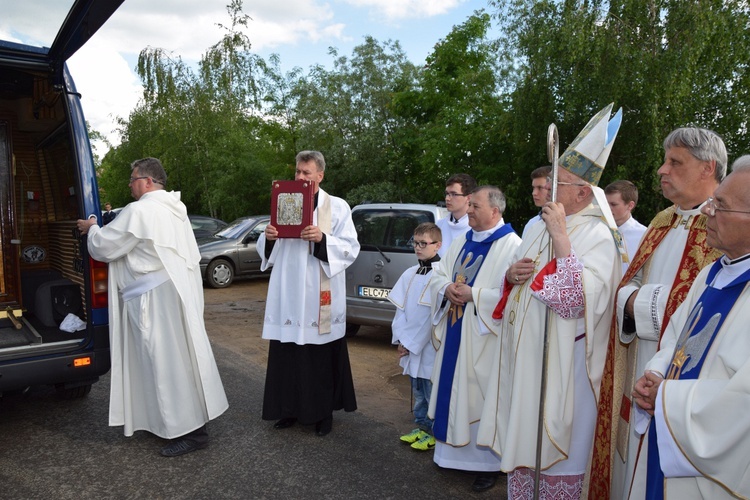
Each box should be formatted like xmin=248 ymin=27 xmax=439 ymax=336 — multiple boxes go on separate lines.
xmin=705 ymin=197 xmax=750 ymax=216
xmin=412 ymin=241 xmax=438 ymax=249
xmin=547 ymin=177 xmax=588 ymax=187
xmin=129 ymin=176 xmax=150 ymax=184
xmin=444 ymin=192 xmax=467 ymax=198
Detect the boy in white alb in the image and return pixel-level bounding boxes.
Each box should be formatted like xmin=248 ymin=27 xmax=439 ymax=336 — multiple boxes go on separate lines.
xmin=389 ymin=223 xmax=442 ymax=451
xmin=436 ymin=173 xmax=476 ymax=257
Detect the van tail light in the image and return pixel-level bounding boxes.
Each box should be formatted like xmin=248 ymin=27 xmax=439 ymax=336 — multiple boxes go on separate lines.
xmin=90 ymin=258 xmax=108 ymax=308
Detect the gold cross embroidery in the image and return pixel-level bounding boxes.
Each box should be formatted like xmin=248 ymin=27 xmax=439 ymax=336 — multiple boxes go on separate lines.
xmin=448 ymin=274 xmax=466 ymax=327
xmin=667 ymin=345 xmax=689 ymax=380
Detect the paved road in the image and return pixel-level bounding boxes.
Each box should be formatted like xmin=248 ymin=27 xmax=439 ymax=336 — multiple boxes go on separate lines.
xmin=0 ymin=339 xmax=507 ymax=499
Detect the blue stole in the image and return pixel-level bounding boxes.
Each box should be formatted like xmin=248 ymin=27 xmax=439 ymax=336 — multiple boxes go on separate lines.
xmin=432 ymin=223 xmax=514 ymax=442
xmin=646 ymin=259 xmax=750 ymax=499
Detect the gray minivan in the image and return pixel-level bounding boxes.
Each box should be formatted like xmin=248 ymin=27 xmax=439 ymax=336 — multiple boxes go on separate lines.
xmin=0 ymin=0 xmax=124 ymax=397
xmin=345 ymin=203 xmax=447 ymax=336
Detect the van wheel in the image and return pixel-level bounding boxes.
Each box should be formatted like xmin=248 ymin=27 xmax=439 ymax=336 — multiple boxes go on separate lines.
xmin=207 ymin=260 xmax=234 ymax=288
xmin=55 ymin=384 xmax=92 ymax=399
xmin=345 ymin=323 xmax=360 ymax=338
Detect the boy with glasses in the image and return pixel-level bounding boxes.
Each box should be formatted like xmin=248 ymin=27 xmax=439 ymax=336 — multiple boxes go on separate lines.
xmin=389 ymin=222 xmax=442 ymax=451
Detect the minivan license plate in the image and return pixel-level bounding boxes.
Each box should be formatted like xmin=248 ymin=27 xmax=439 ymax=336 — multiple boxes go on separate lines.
xmin=358 ymin=286 xmax=390 ymax=300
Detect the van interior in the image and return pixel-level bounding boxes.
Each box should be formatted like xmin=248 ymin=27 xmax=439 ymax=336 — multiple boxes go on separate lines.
xmin=0 ymin=61 xmax=88 ymax=356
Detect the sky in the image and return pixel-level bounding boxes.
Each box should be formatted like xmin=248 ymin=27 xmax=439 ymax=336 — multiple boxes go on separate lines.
xmin=0 ymin=0 xmax=490 ymax=153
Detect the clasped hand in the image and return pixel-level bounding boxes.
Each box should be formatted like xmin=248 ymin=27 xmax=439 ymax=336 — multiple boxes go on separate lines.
xmin=445 ymin=282 xmax=472 ymax=306
xmin=632 ymin=371 xmax=664 ymax=416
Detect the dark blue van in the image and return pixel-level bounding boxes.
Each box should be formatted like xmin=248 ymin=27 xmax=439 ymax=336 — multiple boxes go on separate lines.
xmin=0 ymin=0 xmax=124 ymax=398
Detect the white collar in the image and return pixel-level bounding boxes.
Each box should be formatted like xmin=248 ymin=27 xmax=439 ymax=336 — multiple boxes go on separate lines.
xmin=471 ymin=219 xmax=505 ymax=242
xmin=711 ymin=253 xmax=750 ymax=289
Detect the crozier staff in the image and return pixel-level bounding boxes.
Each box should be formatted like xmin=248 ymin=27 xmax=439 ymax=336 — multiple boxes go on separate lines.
xmin=478 ymin=104 xmax=624 ymax=499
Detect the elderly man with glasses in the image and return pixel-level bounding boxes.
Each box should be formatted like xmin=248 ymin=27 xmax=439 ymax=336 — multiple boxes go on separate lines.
xmin=627 ymin=156 xmax=750 ymax=499
xmin=591 ymin=127 xmax=727 ymax=499
xmin=478 ymin=105 xmax=624 ymax=499
xmin=76 ymin=157 xmax=228 ymax=457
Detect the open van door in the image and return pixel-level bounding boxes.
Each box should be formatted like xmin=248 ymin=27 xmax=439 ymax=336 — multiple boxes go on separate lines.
xmin=0 ymin=0 xmax=124 ymax=397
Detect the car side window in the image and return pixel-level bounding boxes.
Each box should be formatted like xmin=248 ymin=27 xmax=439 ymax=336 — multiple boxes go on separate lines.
xmin=388 ymin=216 xmax=421 ymax=250
xmin=247 ymin=222 xmax=268 ymax=241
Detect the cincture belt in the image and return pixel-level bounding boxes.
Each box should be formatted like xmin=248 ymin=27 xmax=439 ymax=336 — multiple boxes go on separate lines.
xmin=120 ymin=269 xmax=171 ymax=301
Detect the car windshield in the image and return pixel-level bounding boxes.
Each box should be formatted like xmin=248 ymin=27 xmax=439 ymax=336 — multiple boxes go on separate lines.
xmin=215 ymin=218 xmax=255 ymax=239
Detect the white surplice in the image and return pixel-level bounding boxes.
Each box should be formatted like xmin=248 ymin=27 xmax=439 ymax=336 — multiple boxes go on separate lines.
xmin=436 ymin=213 xmax=469 ymax=257
xmin=258 ymin=189 xmax=359 ymax=344
xmin=521 ymin=213 xmax=542 ymax=239
xmin=428 ymin=220 xmax=521 ymax=471
xmin=389 ymin=264 xmax=436 ymax=380
xmin=87 ymin=190 xmax=228 ymax=438
xmin=618 ymin=215 xmax=647 ymax=274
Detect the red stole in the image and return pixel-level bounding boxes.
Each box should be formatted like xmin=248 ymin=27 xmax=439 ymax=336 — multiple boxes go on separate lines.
xmin=588 ymin=206 xmax=722 ymax=498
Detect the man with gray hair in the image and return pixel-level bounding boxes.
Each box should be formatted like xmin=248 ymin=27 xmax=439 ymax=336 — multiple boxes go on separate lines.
xmin=630 ymin=156 xmax=750 ymax=498
xmin=591 ymin=127 xmax=727 ymax=498
xmin=428 ymin=185 xmax=521 ymax=493
xmin=259 ymin=150 xmax=360 ymax=437
xmin=76 ymin=157 xmax=228 ymax=457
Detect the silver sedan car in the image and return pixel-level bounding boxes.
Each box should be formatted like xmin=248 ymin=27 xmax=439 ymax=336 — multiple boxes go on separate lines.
xmin=198 ymin=215 xmax=270 ymax=288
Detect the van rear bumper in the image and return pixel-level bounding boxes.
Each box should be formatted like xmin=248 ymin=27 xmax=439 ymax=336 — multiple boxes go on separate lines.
xmin=346 ymin=296 xmax=396 ymax=327
xmin=0 ymin=325 xmax=111 ymax=393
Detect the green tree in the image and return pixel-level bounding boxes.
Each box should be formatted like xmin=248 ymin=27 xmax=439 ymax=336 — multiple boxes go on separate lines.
xmin=98 ymin=0 xmax=290 ymax=222
xmin=290 ymin=37 xmax=420 ymax=203
xmin=491 ymin=0 xmax=750 ymax=222
xmin=391 ymin=13 xmax=518 ymax=218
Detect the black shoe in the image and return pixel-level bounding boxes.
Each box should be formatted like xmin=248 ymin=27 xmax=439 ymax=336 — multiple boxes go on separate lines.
xmin=273 ymin=417 xmax=297 ymax=429
xmin=471 ymin=473 xmax=498 ymax=493
xmin=315 ymin=415 xmax=332 ymax=436
xmin=160 ymin=439 xmax=207 ymax=457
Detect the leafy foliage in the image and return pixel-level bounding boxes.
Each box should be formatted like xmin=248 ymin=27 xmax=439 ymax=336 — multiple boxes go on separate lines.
xmin=392 ymin=12 xmax=513 ymax=208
